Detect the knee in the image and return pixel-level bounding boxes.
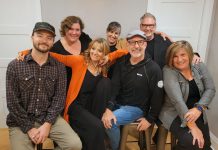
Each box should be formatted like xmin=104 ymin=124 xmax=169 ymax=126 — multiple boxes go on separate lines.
xmin=177 ymin=132 xmax=194 ymax=148
xmin=67 ymin=136 xmax=82 ymax=150
xmin=91 ymin=120 xmax=105 ymax=133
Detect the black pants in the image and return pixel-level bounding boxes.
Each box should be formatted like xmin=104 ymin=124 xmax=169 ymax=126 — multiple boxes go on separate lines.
xmin=170 ymin=116 xmax=212 ymax=150
xmin=69 ymin=78 xmax=111 ymax=150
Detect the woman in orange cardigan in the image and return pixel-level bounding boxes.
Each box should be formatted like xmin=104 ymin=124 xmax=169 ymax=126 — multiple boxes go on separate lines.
xmin=19 ymin=38 xmax=128 ymax=150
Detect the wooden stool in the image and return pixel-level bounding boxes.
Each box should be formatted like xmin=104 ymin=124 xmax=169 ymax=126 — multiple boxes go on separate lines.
xmin=120 ymin=122 xmax=153 ymax=150
xmin=36 ymin=144 xmax=42 ymax=150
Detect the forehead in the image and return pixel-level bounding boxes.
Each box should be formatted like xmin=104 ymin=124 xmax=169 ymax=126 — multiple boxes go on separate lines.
xmin=70 ymin=23 xmax=81 ymax=29
xmin=141 ymin=17 xmax=156 ymax=24
xmin=128 ymin=36 xmax=145 ymax=41
xmin=174 ymin=48 xmax=188 ymax=55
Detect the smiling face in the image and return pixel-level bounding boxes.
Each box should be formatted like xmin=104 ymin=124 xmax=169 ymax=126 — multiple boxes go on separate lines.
xmin=89 ymin=42 xmax=104 ymax=63
xmin=65 ymin=23 xmax=81 ymax=43
xmin=127 ymin=36 xmax=147 ymax=59
xmin=172 ymin=48 xmax=190 ymax=71
xmin=32 ymin=30 xmax=54 ymax=53
xmin=140 ymin=17 xmax=156 ymax=40
xmin=106 ymin=28 xmax=121 ymax=46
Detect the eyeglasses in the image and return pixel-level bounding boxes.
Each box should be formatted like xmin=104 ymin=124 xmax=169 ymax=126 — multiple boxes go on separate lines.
xmin=128 ymin=40 xmax=145 ymax=46
xmin=140 ymin=23 xmax=156 ymax=28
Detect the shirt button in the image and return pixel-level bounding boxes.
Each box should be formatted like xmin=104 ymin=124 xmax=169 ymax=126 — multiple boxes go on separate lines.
xmin=37 ymin=99 xmax=39 ymax=102
xmin=39 ymin=78 xmax=41 ymax=81
xmin=38 ymin=89 xmax=40 ymax=91
xmin=35 ymin=109 xmax=38 ymax=112
xmin=25 ymin=78 xmax=28 ymax=80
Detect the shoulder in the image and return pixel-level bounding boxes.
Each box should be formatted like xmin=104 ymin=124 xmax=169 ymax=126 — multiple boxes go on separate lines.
xmin=147 ymin=59 xmax=162 ymax=73
xmin=163 ymin=66 xmax=178 ymax=76
xmin=80 ymin=32 xmax=92 ymax=43
xmin=50 ymin=40 xmax=62 ymax=52
xmin=154 ymin=34 xmax=172 ymax=46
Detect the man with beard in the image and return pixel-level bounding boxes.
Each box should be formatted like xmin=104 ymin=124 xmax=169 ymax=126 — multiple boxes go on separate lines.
xmin=6 ymin=22 xmax=81 ymax=150
xmin=102 ymin=30 xmax=164 ymax=150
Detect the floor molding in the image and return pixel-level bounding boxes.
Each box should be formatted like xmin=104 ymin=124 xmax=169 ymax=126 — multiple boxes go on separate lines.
xmin=211 ymin=131 xmax=218 ymax=150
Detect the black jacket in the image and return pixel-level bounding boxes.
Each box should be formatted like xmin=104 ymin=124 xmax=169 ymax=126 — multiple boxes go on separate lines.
xmin=107 ymin=54 xmax=164 ymax=123
xmin=147 ymin=34 xmax=172 ymax=69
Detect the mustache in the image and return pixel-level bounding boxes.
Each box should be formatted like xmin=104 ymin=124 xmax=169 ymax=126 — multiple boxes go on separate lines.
xmin=39 ymin=43 xmax=49 ymax=47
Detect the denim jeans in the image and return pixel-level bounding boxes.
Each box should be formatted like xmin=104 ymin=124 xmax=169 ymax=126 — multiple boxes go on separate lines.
xmin=106 ymin=105 xmax=143 ymax=150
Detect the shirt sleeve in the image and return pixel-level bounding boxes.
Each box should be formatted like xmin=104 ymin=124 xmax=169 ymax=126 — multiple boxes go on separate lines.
xmin=163 ymin=67 xmax=189 ymax=123
xmin=44 ymin=63 xmax=67 ymax=124
xmin=6 ymin=62 xmax=34 ymax=133
xmin=145 ymin=64 xmax=164 ymax=124
xmin=107 ymin=62 xmax=122 ymax=110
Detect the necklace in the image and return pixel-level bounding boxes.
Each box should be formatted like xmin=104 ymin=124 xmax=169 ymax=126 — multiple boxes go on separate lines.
xmin=89 ymin=61 xmax=100 ymax=76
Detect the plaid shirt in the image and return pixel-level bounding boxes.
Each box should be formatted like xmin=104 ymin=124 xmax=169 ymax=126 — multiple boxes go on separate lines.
xmin=6 ymin=51 xmax=67 ymax=133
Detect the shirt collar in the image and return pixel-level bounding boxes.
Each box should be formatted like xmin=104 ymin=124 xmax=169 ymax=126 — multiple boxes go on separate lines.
xmin=25 ymin=49 xmax=55 ymax=66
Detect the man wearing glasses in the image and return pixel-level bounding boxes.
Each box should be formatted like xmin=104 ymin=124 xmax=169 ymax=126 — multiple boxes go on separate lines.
xmin=140 ymin=13 xmax=172 ymax=70
xmin=102 ymin=30 xmax=164 ymax=150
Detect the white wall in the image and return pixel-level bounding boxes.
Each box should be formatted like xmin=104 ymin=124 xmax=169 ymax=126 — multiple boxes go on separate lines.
xmin=40 ymin=0 xmax=147 ymax=40
xmin=206 ymin=0 xmax=218 ymax=149
xmin=0 ymin=0 xmax=42 ymax=127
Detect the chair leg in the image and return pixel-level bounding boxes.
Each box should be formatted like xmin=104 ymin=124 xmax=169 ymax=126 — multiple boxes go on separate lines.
xmin=120 ymin=125 xmax=130 ymax=150
xmin=156 ymin=125 xmax=168 ymax=150
xmin=36 ymin=143 xmax=43 ymax=150
xmin=171 ymin=133 xmax=177 ymax=150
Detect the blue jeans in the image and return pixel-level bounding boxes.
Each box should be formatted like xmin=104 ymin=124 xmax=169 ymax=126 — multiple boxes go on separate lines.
xmin=106 ymin=105 xmax=143 ymax=150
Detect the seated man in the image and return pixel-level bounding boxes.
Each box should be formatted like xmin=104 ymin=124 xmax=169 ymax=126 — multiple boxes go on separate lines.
xmin=102 ymin=29 xmax=164 ymax=150
xmin=6 ymin=22 xmax=81 ymax=150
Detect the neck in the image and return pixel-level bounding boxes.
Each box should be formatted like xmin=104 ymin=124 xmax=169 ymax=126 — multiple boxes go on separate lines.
xmin=108 ymin=41 xmax=116 ymax=46
xmin=146 ymin=34 xmax=154 ymax=41
xmin=130 ymin=55 xmax=144 ymax=65
xmin=31 ymin=49 xmax=48 ymax=66
xmin=62 ymin=36 xmax=78 ymax=46
xmin=180 ymin=67 xmax=193 ymax=80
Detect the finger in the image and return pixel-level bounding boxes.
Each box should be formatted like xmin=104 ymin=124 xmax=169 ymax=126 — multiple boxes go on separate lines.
xmin=193 ymin=138 xmax=196 ymax=146
xmin=113 ymin=117 xmax=117 ymax=125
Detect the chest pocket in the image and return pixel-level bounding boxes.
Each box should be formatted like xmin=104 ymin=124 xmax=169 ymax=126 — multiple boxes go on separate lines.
xmin=19 ymin=75 xmax=34 ymax=92
xmin=45 ymin=76 xmax=56 ymax=97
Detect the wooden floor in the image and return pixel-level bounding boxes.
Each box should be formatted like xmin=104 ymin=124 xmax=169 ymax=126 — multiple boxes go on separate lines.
xmin=0 ymin=128 xmax=172 ymax=150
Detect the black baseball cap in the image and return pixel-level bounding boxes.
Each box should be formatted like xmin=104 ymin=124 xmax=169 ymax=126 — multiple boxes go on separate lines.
xmin=33 ymin=22 xmax=56 ymax=36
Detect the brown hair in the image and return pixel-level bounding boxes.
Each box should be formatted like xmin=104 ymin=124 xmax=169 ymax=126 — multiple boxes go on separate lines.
xmin=106 ymin=21 xmax=121 ymax=34
xmin=165 ymin=40 xmax=194 ymax=68
xmin=60 ymin=16 xmax=84 ymax=37
xmin=83 ymin=38 xmax=110 ymax=76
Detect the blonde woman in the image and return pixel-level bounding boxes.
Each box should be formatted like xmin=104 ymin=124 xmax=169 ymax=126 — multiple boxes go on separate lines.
xmin=159 ymin=40 xmax=215 ymax=150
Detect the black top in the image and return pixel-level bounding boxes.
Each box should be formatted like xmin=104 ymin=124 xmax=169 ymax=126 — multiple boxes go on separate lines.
xmin=147 ymin=34 xmax=172 ymax=69
xmin=108 ymin=44 xmax=118 ymax=79
xmin=146 ymin=38 xmax=155 ymax=59
xmin=108 ymin=54 xmax=164 ymax=123
xmin=68 ymin=70 xmax=101 ymax=113
xmin=186 ymin=79 xmax=200 ymax=109
xmin=50 ymin=32 xmax=92 ymax=88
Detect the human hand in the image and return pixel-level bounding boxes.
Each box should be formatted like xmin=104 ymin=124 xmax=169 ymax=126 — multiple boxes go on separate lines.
xmin=27 ymin=128 xmax=40 ymax=144
xmin=99 ymin=55 xmax=109 ymax=66
xmin=101 ymin=108 xmax=117 ymax=129
xmin=136 ymin=118 xmax=151 ymax=131
xmin=192 ymin=54 xmax=202 ymax=64
xmin=189 ymin=125 xmax=204 ymax=148
xmin=155 ymin=31 xmax=173 ymax=42
xmin=16 ymin=52 xmax=25 ymax=61
xmin=185 ymin=107 xmax=202 ymax=123
xmin=35 ymin=122 xmax=51 ymax=144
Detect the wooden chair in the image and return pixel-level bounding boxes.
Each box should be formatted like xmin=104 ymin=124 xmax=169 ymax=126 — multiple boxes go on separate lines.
xmin=120 ymin=122 xmax=153 ymax=150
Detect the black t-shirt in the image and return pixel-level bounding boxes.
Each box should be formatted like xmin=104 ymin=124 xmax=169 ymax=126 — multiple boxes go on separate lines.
xmin=186 ymin=79 xmax=200 ymax=109
xmin=146 ymin=38 xmax=155 ymax=59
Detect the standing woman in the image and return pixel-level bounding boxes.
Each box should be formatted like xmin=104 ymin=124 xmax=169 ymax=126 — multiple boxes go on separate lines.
xmin=159 ymin=41 xmax=215 ymax=150
xmin=51 ymin=16 xmax=92 ymax=88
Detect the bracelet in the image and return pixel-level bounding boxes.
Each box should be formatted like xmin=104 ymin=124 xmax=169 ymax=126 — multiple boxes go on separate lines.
xmin=196 ymin=105 xmax=203 ymax=112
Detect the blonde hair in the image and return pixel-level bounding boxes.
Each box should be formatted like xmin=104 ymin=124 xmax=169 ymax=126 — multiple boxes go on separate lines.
xmin=165 ymin=40 xmax=194 ymax=68
xmin=83 ymin=38 xmax=110 ymax=76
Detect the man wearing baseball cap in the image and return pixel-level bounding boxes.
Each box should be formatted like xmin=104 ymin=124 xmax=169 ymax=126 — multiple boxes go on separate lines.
xmin=6 ymin=22 xmax=81 ymax=150
xmin=102 ymin=29 xmax=164 ymax=150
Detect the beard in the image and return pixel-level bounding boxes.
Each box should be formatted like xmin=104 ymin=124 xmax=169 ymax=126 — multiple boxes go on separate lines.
xmin=33 ymin=42 xmax=51 ymax=53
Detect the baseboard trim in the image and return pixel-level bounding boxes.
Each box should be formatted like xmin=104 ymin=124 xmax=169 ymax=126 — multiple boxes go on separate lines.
xmin=210 ymin=131 xmax=218 ymax=150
